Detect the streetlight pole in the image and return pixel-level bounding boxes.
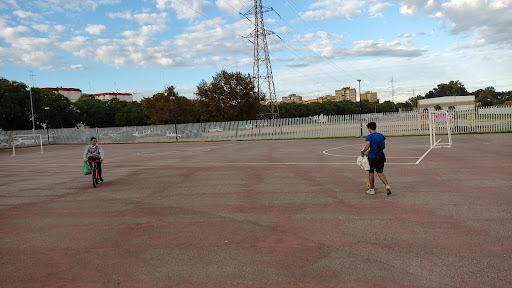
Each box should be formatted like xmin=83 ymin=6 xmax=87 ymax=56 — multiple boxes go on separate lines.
xmin=45 ymin=107 xmax=50 ymax=144
xmin=170 ymin=96 xmax=178 ymax=143
xmin=29 ymin=86 xmax=35 ymax=131
xmin=29 ymin=71 xmax=35 ymax=131
xmin=358 ymin=79 xmax=362 ymax=136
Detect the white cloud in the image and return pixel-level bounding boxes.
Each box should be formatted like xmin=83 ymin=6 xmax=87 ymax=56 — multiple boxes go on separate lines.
xmin=133 ymin=13 xmax=168 ymax=26
xmin=107 ymin=10 xmax=132 ymax=20
xmin=398 ymin=32 xmax=425 ymax=39
xmin=37 ymin=0 xmax=121 ymax=12
xmin=85 ymin=24 xmax=107 ymax=35
xmin=0 ymin=17 xmax=32 ymax=40
xmin=274 ymin=26 xmax=292 ymax=35
xmin=108 ymin=11 xmax=168 ymax=28
xmin=396 ymin=0 xmax=512 ymax=48
xmin=156 ymin=0 xmax=211 ymax=19
xmin=300 ymin=0 xmax=365 ymax=21
xmin=95 ymin=45 xmax=126 ymax=67
xmin=368 ymin=2 xmax=393 ymax=18
xmin=0 ymin=0 xmax=18 ymax=9
xmin=397 ymin=0 xmax=440 ymax=18
xmin=447 ymin=39 xmax=488 ymax=50
xmin=61 ymin=36 xmax=92 ymax=57
xmin=13 ymin=10 xmax=43 ymax=19
xmin=174 ymin=18 xmax=252 ymax=63
xmin=290 ymin=31 xmax=344 ymax=59
xmin=351 ymin=38 xmax=427 ymax=57
xmin=70 ymin=64 xmax=85 ymax=70
xmin=33 ymin=24 xmax=67 ymax=34
xmin=438 ymin=0 xmax=512 ymax=48
xmin=215 ymin=0 xmax=252 ymax=16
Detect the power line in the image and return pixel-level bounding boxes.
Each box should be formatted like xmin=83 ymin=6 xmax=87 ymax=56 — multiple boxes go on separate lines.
xmin=172 ymin=0 xmax=252 ymax=43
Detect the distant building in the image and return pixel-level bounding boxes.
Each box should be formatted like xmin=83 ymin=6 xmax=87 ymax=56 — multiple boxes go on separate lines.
xmin=42 ymin=87 xmax=82 ymax=102
xmin=335 ymin=87 xmax=357 ymax=102
xmin=94 ymin=92 xmax=134 ymax=101
xmin=361 ymin=91 xmax=378 ymax=102
xmin=281 ymin=94 xmax=303 ymax=103
xmin=305 ymin=98 xmax=323 ymax=103
xmin=418 ymin=96 xmax=475 ymax=111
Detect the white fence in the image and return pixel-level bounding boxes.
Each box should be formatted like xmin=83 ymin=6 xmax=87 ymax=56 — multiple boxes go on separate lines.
xmin=1 ymin=106 xmax=511 ymax=147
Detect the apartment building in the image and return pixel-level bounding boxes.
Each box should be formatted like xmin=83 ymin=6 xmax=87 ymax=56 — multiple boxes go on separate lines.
xmin=361 ymin=91 xmax=378 ymax=102
xmin=281 ymin=94 xmax=303 ymax=103
xmin=42 ymin=87 xmax=82 ymax=102
xmin=94 ymin=92 xmax=134 ymax=101
xmin=335 ymin=87 xmax=357 ymax=102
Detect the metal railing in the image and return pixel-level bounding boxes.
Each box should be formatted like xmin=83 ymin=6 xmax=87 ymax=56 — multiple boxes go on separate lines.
xmin=1 ymin=106 xmax=510 ymax=147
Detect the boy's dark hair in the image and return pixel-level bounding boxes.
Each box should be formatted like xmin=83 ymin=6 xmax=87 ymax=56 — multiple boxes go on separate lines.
xmin=366 ymin=122 xmax=377 ymax=130
xmin=90 ymin=137 xmax=97 ymax=141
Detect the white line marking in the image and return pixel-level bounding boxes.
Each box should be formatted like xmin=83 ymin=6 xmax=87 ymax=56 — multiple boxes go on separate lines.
xmin=0 ymin=162 xmax=420 ymax=168
xmin=415 ymin=139 xmax=441 ymax=164
xmin=322 ymin=144 xmax=420 ymax=159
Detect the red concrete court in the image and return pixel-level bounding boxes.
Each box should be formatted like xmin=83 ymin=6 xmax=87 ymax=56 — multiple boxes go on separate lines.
xmin=0 ymin=133 xmax=511 ymax=287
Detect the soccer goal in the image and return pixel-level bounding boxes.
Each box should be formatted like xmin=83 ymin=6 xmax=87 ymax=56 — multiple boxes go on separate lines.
xmin=429 ymin=111 xmax=452 ymax=148
xmin=12 ymin=134 xmax=44 ymax=156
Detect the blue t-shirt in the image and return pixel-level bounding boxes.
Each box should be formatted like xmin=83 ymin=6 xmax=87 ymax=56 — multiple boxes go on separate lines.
xmin=365 ymin=132 xmax=386 ymax=158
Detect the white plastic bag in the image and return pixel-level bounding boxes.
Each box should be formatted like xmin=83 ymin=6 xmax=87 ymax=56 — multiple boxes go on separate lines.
xmin=357 ymin=155 xmax=370 ymax=171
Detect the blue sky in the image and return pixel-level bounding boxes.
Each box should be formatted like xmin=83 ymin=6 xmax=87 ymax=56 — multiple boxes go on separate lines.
xmin=1 ymin=0 xmax=511 ymax=103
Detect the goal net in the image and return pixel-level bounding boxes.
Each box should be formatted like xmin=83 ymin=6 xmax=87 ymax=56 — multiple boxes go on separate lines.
xmin=12 ymin=134 xmax=44 ymax=156
xmin=429 ymin=111 xmax=452 ymax=148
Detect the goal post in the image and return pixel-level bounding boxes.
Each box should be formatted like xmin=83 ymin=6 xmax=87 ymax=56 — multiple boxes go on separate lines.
xmin=429 ymin=111 xmax=452 ymax=148
xmin=12 ymin=134 xmax=44 ymax=156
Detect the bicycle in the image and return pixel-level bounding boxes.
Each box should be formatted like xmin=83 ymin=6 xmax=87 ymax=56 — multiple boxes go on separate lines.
xmin=88 ymin=159 xmax=101 ymax=188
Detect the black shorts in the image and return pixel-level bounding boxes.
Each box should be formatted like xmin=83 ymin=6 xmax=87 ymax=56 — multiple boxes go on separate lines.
xmin=368 ymin=157 xmax=384 ymax=173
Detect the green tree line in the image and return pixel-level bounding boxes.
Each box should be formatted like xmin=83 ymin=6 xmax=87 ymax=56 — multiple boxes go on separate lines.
xmin=407 ymin=80 xmax=512 ymax=108
xmin=1 ymin=75 xmax=510 ymax=131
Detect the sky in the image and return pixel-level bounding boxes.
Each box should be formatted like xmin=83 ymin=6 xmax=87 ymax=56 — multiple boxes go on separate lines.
xmin=1 ymin=0 xmax=511 ymax=103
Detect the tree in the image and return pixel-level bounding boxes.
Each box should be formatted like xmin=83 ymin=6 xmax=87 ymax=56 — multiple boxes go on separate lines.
xmin=196 ymin=70 xmax=261 ymax=122
xmin=477 ymin=90 xmax=495 ymax=107
xmin=74 ymin=97 xmax=111 ymax=127
xmin=115 ymin=102 xmax=147 ymax=126
xmin=104 ymin=98 xmax=129 ymax=127
xmin=0 ymin=78 xmax=33 ymax=130
xmin=31 ymin=88 xmax=78 ymax=129
xmin=142 ymin=86 xmax=183 ymax=125
xmin=425 ymin=80 xmax=468 ymax=98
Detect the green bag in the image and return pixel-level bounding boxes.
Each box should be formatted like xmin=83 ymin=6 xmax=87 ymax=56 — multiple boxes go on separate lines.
xmin=83 ymin=162 xmax=91 ymax=175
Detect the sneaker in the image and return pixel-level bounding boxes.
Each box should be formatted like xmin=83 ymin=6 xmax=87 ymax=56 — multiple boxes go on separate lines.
xmin=386 ymin=185 xmax=392 ymax=196
xmin=366 ymin=189 xmax=375 ymax=195
xmin=99 ymin=177 xmax=104 ymax=183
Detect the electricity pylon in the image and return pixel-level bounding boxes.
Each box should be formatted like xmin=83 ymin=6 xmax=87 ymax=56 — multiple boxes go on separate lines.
xmin=243 ymin=0 xmax=279 ymax=119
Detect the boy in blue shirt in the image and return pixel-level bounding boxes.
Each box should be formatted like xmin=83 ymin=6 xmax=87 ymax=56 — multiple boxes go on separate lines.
xmin=360 ymin=122 xmax=391 ymax=195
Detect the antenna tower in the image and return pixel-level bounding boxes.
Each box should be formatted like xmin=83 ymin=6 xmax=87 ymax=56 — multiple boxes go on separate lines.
xmin=243 ymin=0 xmax=279 ymax=119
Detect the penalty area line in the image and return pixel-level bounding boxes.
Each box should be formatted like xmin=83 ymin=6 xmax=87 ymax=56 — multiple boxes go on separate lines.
xmin=416 ymin=139 xmax=441 ymax=164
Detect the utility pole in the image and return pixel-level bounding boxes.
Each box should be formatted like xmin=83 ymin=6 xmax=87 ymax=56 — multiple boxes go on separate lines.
xmin=29 ymin=71 xmax=35 ymax=131
xmin=389 ymin=77 xmax=395 ymax=110
xmin=243 ymin=0 xmax=279 ymax=119
xmin=358 ymin=80 xmax=362 ymax=137
xmin=170 ymin=96 xmax=178 ymax=143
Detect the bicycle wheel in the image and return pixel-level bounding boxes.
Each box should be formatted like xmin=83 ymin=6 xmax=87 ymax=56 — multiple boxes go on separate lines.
xmin=92 ymin=168 xmax=97 ymax=188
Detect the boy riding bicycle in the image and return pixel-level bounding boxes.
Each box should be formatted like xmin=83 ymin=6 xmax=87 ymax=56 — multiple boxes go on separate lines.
xmin=83 ymin=137 xmax=104 ymax=182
